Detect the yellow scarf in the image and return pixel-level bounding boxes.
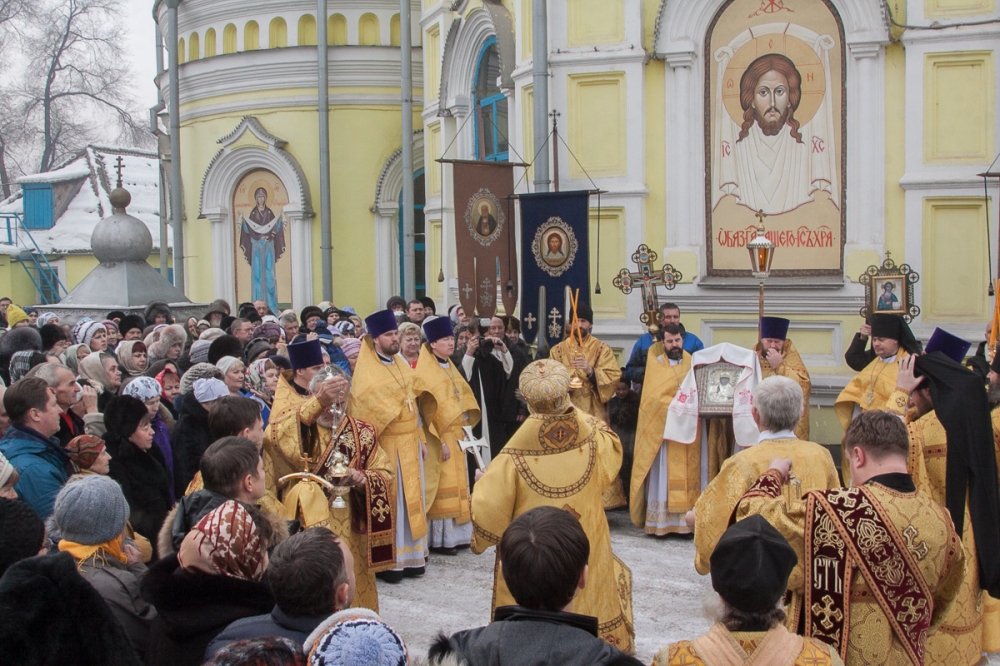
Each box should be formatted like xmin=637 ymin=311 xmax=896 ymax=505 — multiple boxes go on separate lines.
xmin=58 ymin=534 xmax=128 ymax=567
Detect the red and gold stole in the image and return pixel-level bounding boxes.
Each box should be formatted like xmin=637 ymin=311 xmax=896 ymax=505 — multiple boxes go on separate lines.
xmin=805 ymin=487 xmax=933 ymax=666
xmin=313 ymin=417 xmax=395 ymax=571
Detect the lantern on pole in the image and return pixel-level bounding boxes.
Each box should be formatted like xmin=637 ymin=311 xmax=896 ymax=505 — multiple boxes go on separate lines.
xmin=747 ymin=210 xmax=776 ymax=339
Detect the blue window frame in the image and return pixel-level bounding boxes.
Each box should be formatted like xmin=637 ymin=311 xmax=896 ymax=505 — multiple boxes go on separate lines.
xmin=472 ymin=38 xmax=508 ymax=162
xmin=398 ymin=169 xmax=426 ymax=297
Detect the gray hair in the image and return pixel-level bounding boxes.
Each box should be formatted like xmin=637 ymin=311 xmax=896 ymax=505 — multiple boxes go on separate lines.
xmin=278 ymin=313 xmax=298 ymax=326
xmin=752 ymin=376 xmax=803 ymax=432
xmin=309 ymin=364 xmax=351 ymax=394
xmin=26 ymin=362 xmax=74 ymax=387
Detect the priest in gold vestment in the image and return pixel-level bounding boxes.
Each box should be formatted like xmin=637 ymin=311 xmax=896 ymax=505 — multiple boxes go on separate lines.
xmin=629 ymin=323 xmax=695 ymax=534
xmin=413 ymin=317 xmax=481 ymax=553
xmin=736 ymin=410 xmax=965 ymax=666
xmin=834 ymin=313 xmax=921 ymax=482
xmin=883 ymin=335 xmax=1000 ymax=664
xmin=264 ymin=346 xmax=395 ymax=612
xmin=755 ymin=316 xmax=811 ymax=440
xmin=349 ymin=310 xmax=428 ymax=581
xmin=656 ymin=516 xmax=843 ymax=666
xmin=691 ymin=375 xmax=840 ymax=576
xmin=471 ymin=360 xmax=635 ymax=653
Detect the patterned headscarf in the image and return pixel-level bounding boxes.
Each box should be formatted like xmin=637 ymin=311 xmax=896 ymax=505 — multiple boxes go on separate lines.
xmin=8 ymin=351 xmax=36 ymax=383
xmin=178 ymin=500 xmax=265 ymax=581
xmin=122 ymin=376 xmax=161 ymax=403
xmin=245 ymin=358 xmax=273 ymax=401
xmin=36 ymin=312 xmax=58 ymax=327
xmin=61 ymin=344 xmax=91 ymax=374
xmin=116 ymin=340 xmax=147 ymax=375
xmin=154 ymin=366 xmax=179 ymax=399
xmin=65 ymin=434 xmax=106 ymax=471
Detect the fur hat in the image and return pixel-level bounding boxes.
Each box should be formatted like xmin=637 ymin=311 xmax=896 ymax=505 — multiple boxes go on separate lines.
xmin=148 ymin=324 xmax=186 ymax=360
xmin=118 ymin=315 xmax=145 ymax=339
xmin=180 ymin=362 xmax=224 ymax=395
xmin=103 ymin=396 xmax=150 ymax=443
xmin=39 ymin=324 xmax=67 ymax=352
xmin=144 ymin=300 xmax=173 ymax=325
xmin=5 ymin=305 xmax=28 ymax=328
xmin=52 ymin=476 xmax=129 ymax=546
xmin=0 ymin=326 xmax=42 ymax=354
xmin=300 ymin=306 xmax=323 ymax=327
xmin=209 ymin=335 xmax=243 ymax=365
xmin=0 ymin=498 xmax=45 ymax=577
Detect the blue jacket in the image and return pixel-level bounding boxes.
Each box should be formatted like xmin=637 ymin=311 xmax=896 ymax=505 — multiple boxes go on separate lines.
xmin=204 ymin=606 xmax=328 ymax=660
xmin=624 ymin=328 xmax=704 ymax=384
xmin=0 ymin=424 xmax=71 ymax=518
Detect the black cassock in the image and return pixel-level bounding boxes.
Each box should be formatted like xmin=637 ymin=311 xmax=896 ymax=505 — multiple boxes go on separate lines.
xmin=454 ymin=349 xmax=508 ymax=488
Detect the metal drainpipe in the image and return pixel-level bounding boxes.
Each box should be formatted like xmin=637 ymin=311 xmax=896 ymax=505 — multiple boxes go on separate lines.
xmin=400 ymin=0 xmax=415 ymax=300
xmin=532 ymin=0 xmax=549 ymax=192
xmin=151 ymin=20 xmax=168 ymax=277
xmin=318 ymin=0 xmax=333 ymax=302
xmin=166 ymin=0 xmax=185 ymax=291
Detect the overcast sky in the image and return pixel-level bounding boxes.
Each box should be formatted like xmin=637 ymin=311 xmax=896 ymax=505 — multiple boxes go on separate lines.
xmin=124 ymin=0 xmax=160 ymax=109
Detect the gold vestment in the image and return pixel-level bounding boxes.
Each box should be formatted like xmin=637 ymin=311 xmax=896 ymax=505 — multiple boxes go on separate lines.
xmin=754 ymin=339 xmax=811 ymax=440
xmin=412 ymin=344 xmax=481 ymax=521
xmin=470 ymin=407 xmax=635 ymax=653
xmin=655 ymin=623 xmax=843 ymax=666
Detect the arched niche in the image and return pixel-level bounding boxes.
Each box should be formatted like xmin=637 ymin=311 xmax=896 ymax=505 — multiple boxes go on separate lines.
xmin=200 ymin=116 xmax=315 ymax=310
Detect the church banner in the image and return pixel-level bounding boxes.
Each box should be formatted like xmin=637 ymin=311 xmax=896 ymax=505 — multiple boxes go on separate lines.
xmin=451 ymin=160 xmax=517 ymax=319
xmin=519 ymin=191 xmax=590 ymax=348
xmin=706 ymin=0 xmax=845 ymax=276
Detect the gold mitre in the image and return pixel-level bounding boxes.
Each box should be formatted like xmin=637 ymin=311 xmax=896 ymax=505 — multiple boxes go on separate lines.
xmin=519 ymin=360 xmax=572 ymax=415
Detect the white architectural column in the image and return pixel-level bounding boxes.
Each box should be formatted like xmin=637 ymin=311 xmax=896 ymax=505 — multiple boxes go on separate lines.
xmin=845 ymin=41 xmax=886 ymax=250
xmin=286 ymin=209 xmax=314 ymax=310
xmin=205 ymin=211 xmax=236 ymax=306
xmin=664 ymin=51 xmax=697 ymax=251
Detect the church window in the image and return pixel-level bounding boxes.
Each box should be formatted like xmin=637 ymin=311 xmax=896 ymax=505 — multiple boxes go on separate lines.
xmin=298 ymin=15 xmax=317 ymax=46
xmin=398 ymin=171 xmax=426 ymax=297
xmin=178 ymin=37 xmax=185 ymax=64
xmin=328 ymin=14 xmax=347 ymax=45
xmin=473 ymin=38 xmax=509 ymax=162
xmin=359 ymin=13 xmax=380 ymax=46
xmin=188 ymin=32 xmax=199 ymax=61
xmin=269 ymin=18 xmax=287 ymax=48
xmin=205 ymin=28 xmax=217 ymax=57
xmin=390 ymin=14 xmax=401 ymax=47
xmin=244 ymin=21 xmax=260 ymax=51
xmin=223 ymin=24 xmax=237 ymax=54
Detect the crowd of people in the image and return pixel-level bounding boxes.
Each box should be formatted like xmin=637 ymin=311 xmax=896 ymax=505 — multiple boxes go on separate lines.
xmin=0 ymin=292 xmax=997 ymax=666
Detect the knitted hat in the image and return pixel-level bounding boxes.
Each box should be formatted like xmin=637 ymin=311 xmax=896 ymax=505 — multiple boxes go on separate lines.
xmin=180 ymin=362 xmax=224 ymax=395
xmin=423 ymin=317 xmax=453 ymax=343
xmin=118 ymin=315 xmax=146 ymax=339
xmin=102 ymin=319 xmax=119 ymax=334
xmin=0 ymin=326 xmax=42 ymax=354
xmin=189 ymin=339 xmax=212 ymax=365
xmin=759 ymin=316 xmax=790 ymax=341
xmin=710 ymin=514 xmax=797 ymax=614
xmin=36 ymin=312 xmax=59 ymax=328
xmin=313 ymin=323 xmax=335 ymax=345
xmin=122 ymin=376 xmax=162 ymax=403
xmin=341 ymin=337 xmax=362 ymax=358
xmin=333 ymin=320 xmax=356 ymax=338
xmin=74 ymin=320 xmax=106 ymax=347
xmin=65 ymin=434 xmax=106 ymax=470
xmin=243 ymin=339 xmax=271 ymax=365
xmin=209 ymin=335 xmax=243 ymax=365
xmin=0 ymin=498 xmax=45 ymax=577
xmin=194 ymin=378 xmax=229 ymax=403
xmin=103 ymin=396 xmax=149 ymax=442
xmin=52 ymin=476 xmax=129 ymax=546
xmin=287 ymin=340 xmax=323 ymax=370
xmin=5 ymin=305 xmax=28 ymax=328
xmin=365 ymin=310 xmax=398 ymax=340
xmin=306 ymin=608 xmax=407 ymax=666
xmin=252 ymin=322 xmax=282 ymax=341
xmin=216 ymin=356 xmax=244 ymax=377
xmin=0 ymin=450 xmax=14 ymax=488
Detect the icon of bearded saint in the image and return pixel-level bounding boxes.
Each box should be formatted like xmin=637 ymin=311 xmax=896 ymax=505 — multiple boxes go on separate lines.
xmin=712 ymin=26 xmax=839 ymax=216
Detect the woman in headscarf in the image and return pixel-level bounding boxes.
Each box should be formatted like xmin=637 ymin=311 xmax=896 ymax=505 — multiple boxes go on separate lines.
xmin=123 ymin=376 xmax=177 ymax=503
xmin=61 ymin=343 xmax=91 ymax=375
xmin=105 ymin=395 xmax=171 ymax=560
xmin=184 ymin=317 xmax=199 ymax=342
xmin=7 ymin=350 xmax=47 ymax=384
xmin=79 ymin=351 xmax=123 ymax=412
xmin=141 ymin=500 xmax=274 ymax=666
xmin=151 ymin=364 xmax=182 ymax=419
xmin=103 ymin=320 xmax=120 ymax=351
xmin=36 ymin=312 xmax=59 ymax=328
xmin=340 ymin=336 xmax=361 ymax=375
xmin=117 ymin=341 xmax=149 ymax=380
xmin=244 ymin=358 xmax=278 ymax=427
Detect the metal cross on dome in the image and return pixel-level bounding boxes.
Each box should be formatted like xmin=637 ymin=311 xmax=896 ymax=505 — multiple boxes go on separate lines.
xmin=613 ymin=244 xmax=681 ymax=313
xmin=114 ymin=156 xmax=125 ymax=189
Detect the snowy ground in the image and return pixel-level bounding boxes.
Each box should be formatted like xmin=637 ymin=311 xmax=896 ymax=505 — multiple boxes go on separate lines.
xmin=380 ymin=508 xmax=1000 ymax=664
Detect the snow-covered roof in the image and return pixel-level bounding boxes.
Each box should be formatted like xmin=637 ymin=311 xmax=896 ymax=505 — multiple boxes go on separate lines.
xmin=0 ymin=146 xmax=172 ymax=255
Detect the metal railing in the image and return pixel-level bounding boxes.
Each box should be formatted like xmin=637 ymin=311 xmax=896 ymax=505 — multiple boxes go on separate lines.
xmin=0 ymin=212 xmax=69 ymax=304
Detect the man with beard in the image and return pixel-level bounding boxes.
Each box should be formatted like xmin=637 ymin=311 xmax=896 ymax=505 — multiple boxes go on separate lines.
xmin=754 ymin=316 xmax=811 ymax=440
xmin=884 ymin=329 xmax=1000 ymax=663
xmin=630 ymin=324 xmax=694 ymax=534
xmin=348 ymin=310 xmax=428 ymax=583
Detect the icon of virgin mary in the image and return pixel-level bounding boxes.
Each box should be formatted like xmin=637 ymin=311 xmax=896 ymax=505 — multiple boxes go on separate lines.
xmin=239 ymin=187 xmax=286 ymax=315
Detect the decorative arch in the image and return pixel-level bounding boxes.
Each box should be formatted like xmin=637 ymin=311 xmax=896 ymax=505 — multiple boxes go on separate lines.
xmin=205 ymin=28 xmax=217 ymax=57
xmin=188 ymin=32 xmax=199 ymax=61
xmin=372 ymin=131 xmax=425 ymax=306
xmin=244 ymin=20 xmax=260 ymax=51
xmin=329 ymin=14 xmax=347 ymax=45
xmin=652 ymin=0 xmax=891 ymax=276
xmin=223 ymin=24 xmax=237 ymax=54
xmin=298 ymin=15 xmax=317 ymax=46
xmin=178 ymin=37 xmax=186 ymax=64
xmin=390 ymin=14 xmax=401 ymax=47
xmin=200 ymin=117 xmax=315 ymax=310
xmin=359 ymin=13 xmax=380 ymax=46
xmin=269 ymin=18 xmax=288 ymax=48
xmin=438 ymin=4 xmax=515 ymax=110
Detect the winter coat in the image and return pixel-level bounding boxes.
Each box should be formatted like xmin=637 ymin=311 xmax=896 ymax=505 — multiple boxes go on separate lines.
xmin=429 ymin=606 xmax=644 ymax=666
xmin=150 ymin=408 xmax=176 ymax=502
xmin=0 ymin=552 xmax=142 ymax=666
xmin=107 ymin=439 xmax=172 ymax=557
xmin=204 ymin=606 xmax=329 ymax=661
xmin=140 ymin=553 xmax=274 ymax=666
xmin=0 ymin=424 xmax=71 ymax=518
xmin=156 ymin=489 xmax=230 ymax=557
xmin=76 ymin=553 xmax=157 ymax=661
xmin=171 ymin=392 xmax=213 ymax=498
xmin=56 ymin=409 xmax=87 ymax=448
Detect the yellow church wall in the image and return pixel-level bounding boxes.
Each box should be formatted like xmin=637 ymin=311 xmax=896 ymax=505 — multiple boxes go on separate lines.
xmin=567 ymin=72 xmax=627 ymax=179
xmin=922 ymin=197 xmax=990 ymax=322
xmin=567 ymin=0 xmax=624 ymax=47
xmin=923 ymin=51 xmax=994 ymax=165
xmin=426 ymin=122 xmax=441 ymax=196
xmin=521 ymin=0 xmax=532 ymax=60
xmin=644 ymin=58 xmax=666 ymax=258
xmin=521 ymin=85 xmax=534 ymax=183
xmin=589 ymin=207 xmax=627 ymax=320
xmin=0 ymin=258 xmax=38 ymax=306
xmin=425 ymin=25 xmax=440 ymax=101
xmin=428 ymin=219 xmax=444 ymax=301
xmin=925 ymin=0 xmax=995 ymax=18
xmin=884 ymin=41 xmax=906 ymax=259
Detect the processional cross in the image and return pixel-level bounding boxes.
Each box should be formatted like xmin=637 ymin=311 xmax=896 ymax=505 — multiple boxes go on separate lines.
xmin=613 ymin=245 xmax=682 ymax=326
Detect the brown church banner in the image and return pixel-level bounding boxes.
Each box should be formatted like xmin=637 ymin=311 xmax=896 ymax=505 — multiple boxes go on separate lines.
xmin=450 ymin=160 xmax=517 ymax=318
xmin=706 ymin=0 xmax=845 ymax=276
